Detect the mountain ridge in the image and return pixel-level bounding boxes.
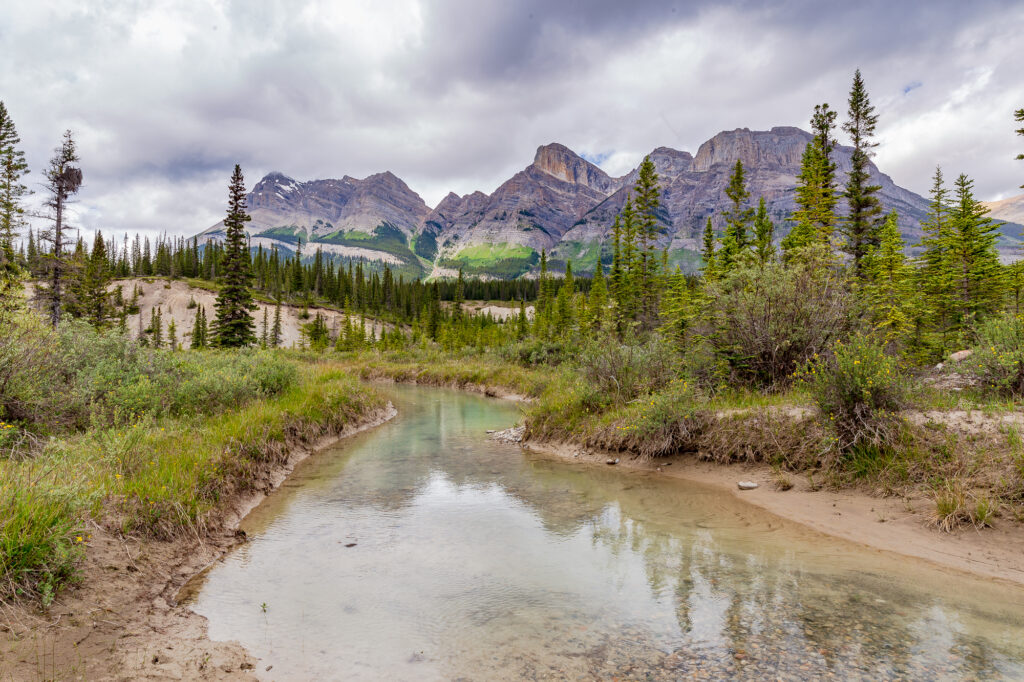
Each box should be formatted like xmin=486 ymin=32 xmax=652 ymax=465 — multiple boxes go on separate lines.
xmin=198 ymin=128 xmax=1022 ymax=279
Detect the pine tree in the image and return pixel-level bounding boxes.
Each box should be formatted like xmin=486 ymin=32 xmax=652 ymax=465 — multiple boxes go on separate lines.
xmin=211 ymin=165 xmax=257 ymax=347
xmin=915 ymin=167 xmax=955 ymax=350
xmin=752 ymin=197 xmax=775 ymax=266
xmin=260 ymin=306 xmax=269 ymax=347
xmin=271 ymin=300 xmax=282 ymax=348
xmin=947 ymin=173 xmax=1004 ymax=327
xmin=632 ymin=156 xmax=663 ymax=325
xmin=660 ymin=267 xmax=691 ymax=349
xmin=38 ymin=131 xmax=82 ymax=327
xmin=81 ymin=231 xmax=113 ymax=328
xmin=784 ymin=104 xmax=839 ymax=261
xmin=150 ymin=306 xmax=163 ymax=348
xmin=0 ymin=101 xmax=30 ymax=308
xmin=167 ymin=317 xmax=178 ymax=350
xmin=191 ymin=306 xmax=206 ymax=349
xmin=555 ymin=260 xmax=574 ymax=330
xmin=700 ymin=217 xmax=717 ymax=280
xmin=864 ymin=211 xmax=913 ymax=343
xmin=516 ymin=298 xmax=528 ymax=340
xmin=841 ymin=69 xmax=883 ymax=277
xmin=718 ymin=160 xmax=754 ymax=271
xmin=586 ymin=259 xmax=608 ymax=333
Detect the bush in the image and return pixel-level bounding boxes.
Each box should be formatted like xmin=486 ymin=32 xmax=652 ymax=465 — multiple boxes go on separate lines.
xmin=575 ymin=335 xmax=678 ymax=405
xmin=967 ymin=313 xmax=1024 ymax=397
xmin=804 ymin=334 xmax=907 ymax=452
xmin=500 ymin=338 xmax=572 ymax=367
xmin=702 ymin=259 xmax=850 ymax=388
xmin=586 ymin=379 xmax=711 ymax=458
xmin=0 ymin=315 xmax=298 ymax=436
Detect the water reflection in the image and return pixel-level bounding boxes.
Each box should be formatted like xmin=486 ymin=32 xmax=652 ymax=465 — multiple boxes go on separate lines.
xmin=189 ymin=385 xmax=1024 ymax=680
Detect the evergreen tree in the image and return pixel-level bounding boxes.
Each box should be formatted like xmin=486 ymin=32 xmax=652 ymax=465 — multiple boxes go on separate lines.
xmin=718 ymin=160 xmax=754 ymax=271
xmin=660 ymin=267 xmax=691 ymax=349
xmin=516 ymin=298 xmax=529 ymax=340
xmin=915 ymin=167 xmax=955 ymax=350
xmin=752 ymin=197 xmax=775 ymax=266
xmin=38 ymin=131 xmax=82 ymax=327
xmin=191 ymin=306 xmax=207 ymax=349
xmin=700 ymin=217 xmax=717 ymax=280
xmin=947 ymin=173 xmax=1004 ymax=327
xmin=0 ymin=101 xmax=30 ymax=307
xmin=841 ymin=69 xmax=883 ymax=277
xmin=784 ymin=104 xmax=839 ymax=261
xmin=632 ymin=156 xmax=663 ymax=325
xmin=864 ymin=211 xmax=913 ymax=343
xmin=586 ymin=260 xmax=608 ymax=333
xmin=271 ymin=300 xmax=282 ymax=348
xmin=211 ymin=165 xmax=257 ymax=347
xmin=81 ymin=231 xmax=113 ymax=328
xmin=260 ymin=306 xmax=269 ymax=347
xmin=150 ymin=306 xmax=163 ymax=348
xmin=167 ymin=317 xmax=178 ymax=350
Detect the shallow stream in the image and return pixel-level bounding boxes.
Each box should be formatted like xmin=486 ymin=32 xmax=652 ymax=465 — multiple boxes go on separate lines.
xmin=188 ymin=385 xmax=1024 ymax=680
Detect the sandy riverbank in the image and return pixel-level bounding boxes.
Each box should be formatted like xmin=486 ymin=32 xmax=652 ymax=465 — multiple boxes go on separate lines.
xmin=0 ymin=406 xmax=397 ymax=682
xmin=523 ymin=438 xmax=1024 ymax=588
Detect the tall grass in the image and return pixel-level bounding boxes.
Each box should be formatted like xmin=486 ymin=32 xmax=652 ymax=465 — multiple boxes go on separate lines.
xmin=0 ymin=364 xmax=383 ymax=603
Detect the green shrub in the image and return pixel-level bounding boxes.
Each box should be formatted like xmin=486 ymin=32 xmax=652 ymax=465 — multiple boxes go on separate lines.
xmin=586 ymin=379 xmax=710 ymax=458
xmin=804 ymin=334 xmax=908 ymax=452
xmin=500 ymin=338 xmax=572 ymax=366
xmin=702 ymin=259 xmax=850 ymax=388
xmin=574 ymin=335 xmax=678 ymax=405
xmin=967 ymin=313 xmax=1024 ymax=397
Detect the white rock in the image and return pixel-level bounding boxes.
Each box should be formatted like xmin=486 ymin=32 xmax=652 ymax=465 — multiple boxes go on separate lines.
xmin=737 ymin=481 xmax=759 ymax=490
xmin=949 ymin=350 xmax=973 ymax=362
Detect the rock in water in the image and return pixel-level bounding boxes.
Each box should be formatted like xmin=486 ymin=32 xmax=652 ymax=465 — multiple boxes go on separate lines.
xmin=606 ymin=458 xmax=620 ymax=465
xmin=737 ymin=481 xmax=759 ymax=490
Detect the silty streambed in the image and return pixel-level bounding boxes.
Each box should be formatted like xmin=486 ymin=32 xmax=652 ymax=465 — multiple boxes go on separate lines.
xmin=185 ymin=385 xmax=1024 ymax=680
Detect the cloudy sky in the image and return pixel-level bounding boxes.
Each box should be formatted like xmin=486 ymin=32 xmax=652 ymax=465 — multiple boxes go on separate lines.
xmin=2 ymin=0 xmax=1021 ymax=241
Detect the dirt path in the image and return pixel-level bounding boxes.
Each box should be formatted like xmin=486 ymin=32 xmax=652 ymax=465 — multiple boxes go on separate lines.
xmin=0 ymin=406 xmax=396 ymax=681
xmin=524 ymin=439 xmax=1024 ymax=588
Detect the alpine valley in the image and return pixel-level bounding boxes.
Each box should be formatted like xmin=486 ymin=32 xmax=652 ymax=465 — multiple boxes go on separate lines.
xmin=198 ymin=126 xmax=1024 ymax=279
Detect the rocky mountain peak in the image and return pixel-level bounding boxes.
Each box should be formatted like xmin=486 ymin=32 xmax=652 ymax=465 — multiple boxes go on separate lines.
xmin=531 ymin=142 xmax=618 ymax=193
xmin=693 ymin=127 xmax=811 ymax=172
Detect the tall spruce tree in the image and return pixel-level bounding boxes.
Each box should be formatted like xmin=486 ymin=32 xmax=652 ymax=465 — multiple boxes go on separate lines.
xmin=864 ymin=211 xmax=913 ymax=344
xmin=947 ymin=173 xmax=1004 ymax=327
xmin=631 ymin=156 xmax=663 ymax=325
xmin=915 ymin=167 xmax=955 ymax=350
xmin=700 ymin=217 xmax=717 ymax=280
xmin=38 ymin=131 xmax=82 ymax=327
xmin=271 ymin=300 xmax=282 ymax=347
xmin=841 ymin=70 xmax=883 ymax=277
xmin=81 ymin=231 xmax=113 ymax=328
xmin=784 ymin=103 xmax=839 ymax=260
xmin=718 ymin=160 xmax=754 ymax=272
xmin=0 ymin=102 xmax=30 ymax=307
xmin=752 ymin=197 xmax=775 ymax=266
xmin=212 ymin=165 xmax=257 ymax=347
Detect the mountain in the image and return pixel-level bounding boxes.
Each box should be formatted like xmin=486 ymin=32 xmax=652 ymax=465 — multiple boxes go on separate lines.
xmin=984 ymin=194 xmax=1024 ymax=225
xmin=200 ymin=170 xmax=431 ymax=277
xmin=198 ymin=127 xmax=1015 ymax=278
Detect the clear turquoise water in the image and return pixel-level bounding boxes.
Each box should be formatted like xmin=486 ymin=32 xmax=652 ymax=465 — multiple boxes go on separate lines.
xmin=188 ymin=385 xmax=1024 ymax=680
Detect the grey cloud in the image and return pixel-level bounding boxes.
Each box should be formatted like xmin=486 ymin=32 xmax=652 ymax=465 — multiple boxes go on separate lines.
xmin=0 ymin=0 xmax=1021 ymax=243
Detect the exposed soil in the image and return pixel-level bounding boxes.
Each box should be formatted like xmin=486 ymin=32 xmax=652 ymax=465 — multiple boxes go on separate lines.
xmin=523 ymin=438 xmax=1024 ymax=588
xmin=0 ymin=406 xmax=396 ymax=681
xmin=110 ymin=278 xmax=391 ymax=348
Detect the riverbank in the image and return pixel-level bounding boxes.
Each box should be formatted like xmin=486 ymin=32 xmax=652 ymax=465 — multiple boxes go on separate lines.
xmin=1 ymin=365 xmax=394 ymax=681
xmin=522 ymin=439 xmax=1024 ymax=587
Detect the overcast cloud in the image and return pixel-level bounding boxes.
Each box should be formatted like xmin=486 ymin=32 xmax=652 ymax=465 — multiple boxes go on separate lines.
xmin=1 ymin=0 xmax=1021 ymax=241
